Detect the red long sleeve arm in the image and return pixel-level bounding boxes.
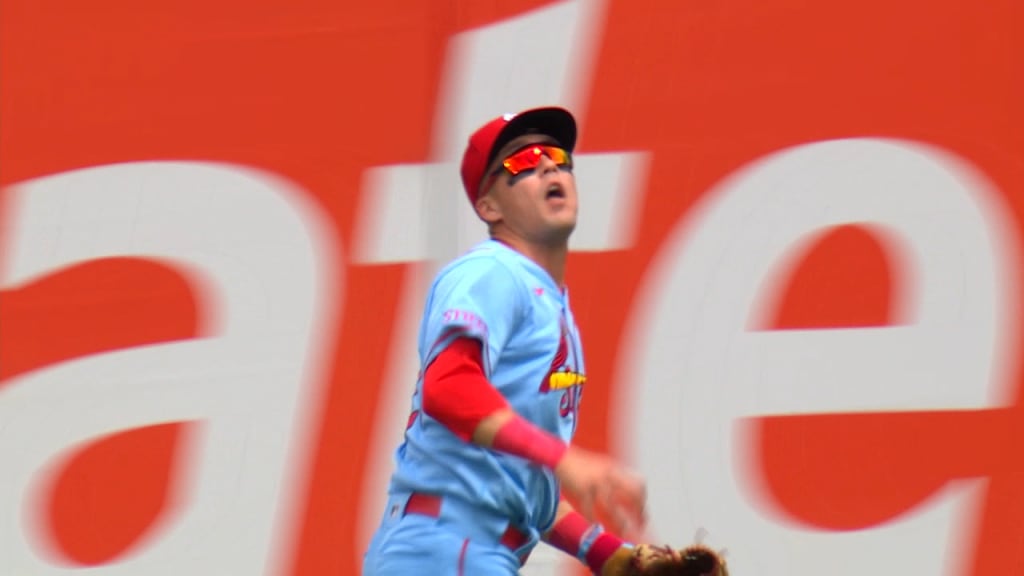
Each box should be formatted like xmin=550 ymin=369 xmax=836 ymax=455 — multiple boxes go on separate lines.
xmin=421 ymin=337 xmax=509 ymax=441
xmin=422 ymin=337 xmax=569 ymax=470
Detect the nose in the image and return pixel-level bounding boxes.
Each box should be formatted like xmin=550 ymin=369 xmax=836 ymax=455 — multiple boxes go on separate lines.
xmin=538 ymin=153 xmax=560 ymax=175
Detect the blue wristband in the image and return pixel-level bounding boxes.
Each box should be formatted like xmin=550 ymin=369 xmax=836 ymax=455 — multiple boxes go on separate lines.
xmin=577 ymin=524 xmax=604 ymax=563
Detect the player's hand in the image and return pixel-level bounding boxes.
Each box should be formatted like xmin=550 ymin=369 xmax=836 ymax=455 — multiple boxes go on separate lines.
xmin=554 ymin=445 xmax=647 ymax=540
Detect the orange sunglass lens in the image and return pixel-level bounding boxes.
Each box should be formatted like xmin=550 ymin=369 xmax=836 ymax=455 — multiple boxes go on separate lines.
xmin=502 ymin=145 xmax=571 ymax=175
xmin=543 ymin=146 xmax=570 ymax=165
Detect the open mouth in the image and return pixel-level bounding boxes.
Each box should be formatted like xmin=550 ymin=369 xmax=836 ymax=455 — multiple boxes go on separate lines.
xmin=546 ymin=184 xmax=566 ymax=200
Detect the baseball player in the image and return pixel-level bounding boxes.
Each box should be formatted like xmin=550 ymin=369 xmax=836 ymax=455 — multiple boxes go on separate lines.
xmin=362 ymin=107 xmax=648 ymax=575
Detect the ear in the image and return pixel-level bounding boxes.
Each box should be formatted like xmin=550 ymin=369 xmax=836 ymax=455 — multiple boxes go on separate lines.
xmin=475 ymin=192 xmax=502 ymax=224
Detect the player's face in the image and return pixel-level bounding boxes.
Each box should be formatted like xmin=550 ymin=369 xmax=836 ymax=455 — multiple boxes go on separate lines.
xmin=477 ymin=134 xmax=578 ymax=245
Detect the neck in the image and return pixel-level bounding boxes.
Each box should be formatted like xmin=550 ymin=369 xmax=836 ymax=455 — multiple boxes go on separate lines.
xmin=492 ymin=233 xmax=569 ymax=287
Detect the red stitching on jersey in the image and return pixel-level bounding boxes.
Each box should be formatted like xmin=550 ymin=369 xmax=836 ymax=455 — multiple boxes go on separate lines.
xmin=457 ymin=538 xmax=469 ymax=576
xmin=539 ymin=321 xmax=570 ymax=392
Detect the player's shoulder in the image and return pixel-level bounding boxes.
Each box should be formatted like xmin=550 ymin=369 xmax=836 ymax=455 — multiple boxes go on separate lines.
xmin=433 ymin=240 xmax=529 ymax=290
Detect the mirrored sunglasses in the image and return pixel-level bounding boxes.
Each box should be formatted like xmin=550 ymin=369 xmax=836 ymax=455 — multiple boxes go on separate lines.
xmin=500 ymin=144 xmax=573 ymax=175
xmin=479 ymin=144 xmax=573 ymax=196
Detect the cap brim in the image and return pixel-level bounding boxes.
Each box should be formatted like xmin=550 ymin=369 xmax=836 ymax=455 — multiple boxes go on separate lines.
xmin=487 ymin=107 xmax=578 ymax=168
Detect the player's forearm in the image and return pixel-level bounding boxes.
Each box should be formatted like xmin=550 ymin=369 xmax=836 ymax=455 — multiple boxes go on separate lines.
xmin=486 ymin=410 xmax=569 ymax=469
xmin=469 ymin=407 xmax=515 ymax=446
xmin=543 ymin=498 xmax=577 ymax=539
xmin=543 ymin=499 xmax=631 ymax=575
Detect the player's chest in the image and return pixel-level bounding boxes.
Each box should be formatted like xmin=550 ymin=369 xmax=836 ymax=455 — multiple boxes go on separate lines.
xmin=504 ymin=298 xmax=585 ymax=378
xmin=502 ymin=299 xmax=587 ymax=428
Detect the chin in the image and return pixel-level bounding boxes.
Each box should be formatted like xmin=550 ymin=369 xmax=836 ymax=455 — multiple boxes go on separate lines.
xmin=541 ymin=220 xmax=576 ymax=244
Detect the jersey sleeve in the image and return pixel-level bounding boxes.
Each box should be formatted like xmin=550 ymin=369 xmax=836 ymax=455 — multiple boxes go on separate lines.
xmin=420 ymin=256 xmax=525 ymax=377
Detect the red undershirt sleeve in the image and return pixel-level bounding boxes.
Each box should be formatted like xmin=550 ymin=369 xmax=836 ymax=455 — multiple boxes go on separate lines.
xmin=422 ymin=337 xmax=569 ymax=470
xmin=421 ymin=337 xmax=509 ymax=442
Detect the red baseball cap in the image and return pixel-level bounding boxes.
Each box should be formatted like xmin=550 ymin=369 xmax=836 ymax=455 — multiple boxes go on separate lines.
xmin=459 ymin=106 xmax=577 ymax=205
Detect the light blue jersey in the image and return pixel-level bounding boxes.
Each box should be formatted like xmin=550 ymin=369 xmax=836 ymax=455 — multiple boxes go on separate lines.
xmin=388 ymin=239 xmax=586 ymax=542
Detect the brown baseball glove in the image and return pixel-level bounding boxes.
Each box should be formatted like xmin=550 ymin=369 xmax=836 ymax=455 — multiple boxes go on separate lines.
xmin=624 ymin=543 xmax=729 ymax=576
